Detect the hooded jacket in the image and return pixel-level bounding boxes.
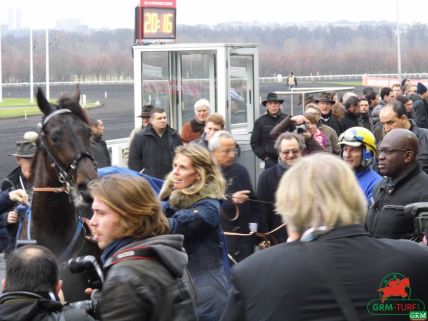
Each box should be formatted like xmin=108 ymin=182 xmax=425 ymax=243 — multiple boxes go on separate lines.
xmin=99 ymin=234 xmax=197 ymax=321
xmin=0 ymin=291 xmax=94 ymax=321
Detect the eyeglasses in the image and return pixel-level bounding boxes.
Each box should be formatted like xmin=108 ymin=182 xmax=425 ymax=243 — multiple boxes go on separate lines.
xmin=220 ymin=148 xmax=239 ymax=155
xmin=280 ymin=149 xmax=300 ymax=155
xmin=378 ymin=148 xmax=408 ymax=156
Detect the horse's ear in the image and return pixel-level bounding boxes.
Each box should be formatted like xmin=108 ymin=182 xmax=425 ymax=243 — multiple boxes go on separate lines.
xmin=36 ymin=87 xmax=53 ymax=116
xmin=73 ymin=84 xmax=81 ymax=104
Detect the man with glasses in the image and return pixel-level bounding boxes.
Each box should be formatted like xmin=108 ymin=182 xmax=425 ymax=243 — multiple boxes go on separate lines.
xmin=379 ymin=100 xmax=428 ymax=173
xmin=366 ymin=128 xmax=428 ymax=241
xmin=210 ymin=131 xmax=259 ymax=262
xmin=256 ymin=132 xmax=304 ymax=244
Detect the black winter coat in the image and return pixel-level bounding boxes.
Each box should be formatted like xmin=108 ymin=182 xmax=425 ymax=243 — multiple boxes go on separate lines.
xmin=221 ymin=163 xmax=259 ymax=261
xmin=256 ymin=164 xmax=288 ymax=243
xmin=221 ymin=163 xmax=259 ymax=232
xmin=221 ymin=225 xmax=428 ymax=321
xmin=366 ymin=162 xmax=428 ymax=241
xmin=409 ymin=119 xmax=428 ymax=173
xmin=0 ymin=292 xmax=94 ymax=321
xmin=128 ymin=125 xmax=182 ymax=179
xmin=90 ymin=135 xmax=111 ymax=168
xmin=0 ymin=167 xmax=31 ymax=253
xmin=250 ymin=112 xmax=287 ymax=162
xmin=412 ymin=95 xmax=428 ymax=129
xmin=100 ymin=235 xmax=197 ymax=321
xmin=320 ymin=111 xmax=343 ymax=136
xmin=342 ymin=110 xmax=360 ymax=131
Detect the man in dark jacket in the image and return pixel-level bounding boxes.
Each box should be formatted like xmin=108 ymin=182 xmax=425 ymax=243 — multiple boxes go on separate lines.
xmin=89 ymin=175 xmax=196 ymax=321
xmin=412 ymin=82 xmax=428 ymax=129
xmin=210 ymin=131 xmax=259 ymax=262
xmin=316 ymin=92 xmax=343 ymax=136
xmin=372 ymin=87 xmax=394 ymax=125
xmin=221 ymin=153 xmax=428 ymax=321
xmin=89 ymin=118 xmax=111 ymax=168
xmin=257 ymin=132 xmax=304 ymax=244
xmin=366 ymin=128 xmax=428 ymax=241
xmin=250 ymin=93 xmax=287 ymax=169
xmin=342 ymin=95 xmax=361 ymax=131
xmin=379 ymin=101 xmax=428 ymax=173
xmin=1 ymin=131 xmax=37 ymax=253
xmin=128 ymin=107 xmax=182 ymax=179
xmin=0 ymin=245 xmax=94 ymax=321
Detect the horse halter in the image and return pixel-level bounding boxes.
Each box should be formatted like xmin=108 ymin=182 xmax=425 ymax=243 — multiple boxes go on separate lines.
xmin=38 ymin=109 xmax=96 ymax=188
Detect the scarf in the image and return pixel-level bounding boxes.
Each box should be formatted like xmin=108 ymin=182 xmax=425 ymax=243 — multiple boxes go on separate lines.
xmin=160 ymin=177 xmax=224 ymax=209
xmin=101 ymin=236 xmax=135 ymax=264
xmin=190 ymin=118 xmax=205 ymax=134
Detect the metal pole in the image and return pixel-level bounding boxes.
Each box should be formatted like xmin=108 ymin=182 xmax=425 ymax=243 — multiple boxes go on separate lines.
xmin=396 ymin=0 xmax=402 ymax=77
xmin=45 ymin=28 xmax=50 ymax=100
xmin=0 ymin=27 xmax=3 ymax=103
xmin=30 ymin=28 xmax=34 ymax=103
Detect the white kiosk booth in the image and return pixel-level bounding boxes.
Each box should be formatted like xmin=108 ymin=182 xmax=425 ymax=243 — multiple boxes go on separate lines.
xmin=132 ymin=43 xmax=260 ymax=183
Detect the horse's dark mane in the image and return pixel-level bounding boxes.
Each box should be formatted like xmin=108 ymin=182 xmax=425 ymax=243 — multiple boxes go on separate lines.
xmin=57 ymin=95 xmax=90 ymax=125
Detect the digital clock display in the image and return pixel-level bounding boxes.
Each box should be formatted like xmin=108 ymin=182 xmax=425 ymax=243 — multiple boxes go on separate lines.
xmin=142 ymin=7 xmax=176 ymax=39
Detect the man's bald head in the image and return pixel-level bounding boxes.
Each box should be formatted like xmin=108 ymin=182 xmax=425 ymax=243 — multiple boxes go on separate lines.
xmin=378 ymin=129 xmax=419 ymax=179
xmin=382 ymin=129 xmax=419 ymax=156
xmin=3 ymin=245 xmax=59 ymax=293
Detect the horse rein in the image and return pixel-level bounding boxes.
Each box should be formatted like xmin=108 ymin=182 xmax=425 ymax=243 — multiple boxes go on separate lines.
xmin=34 ymin=108 xmax=96 ymax=192
xmin=222 ymin=196 xmax=287 ymax=247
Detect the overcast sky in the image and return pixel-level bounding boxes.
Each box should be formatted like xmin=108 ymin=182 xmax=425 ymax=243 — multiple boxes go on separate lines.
xmin=1 ymin=0 xmax=427 ymax=29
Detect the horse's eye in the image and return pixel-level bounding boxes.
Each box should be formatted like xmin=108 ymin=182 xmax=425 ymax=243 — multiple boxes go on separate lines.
xmin=50 ymin=131 xmax=62 ymax=143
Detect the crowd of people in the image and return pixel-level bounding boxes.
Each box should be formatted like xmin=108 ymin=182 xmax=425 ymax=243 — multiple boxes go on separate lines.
xmin=2 ymin=80 xmax=428 ymax=320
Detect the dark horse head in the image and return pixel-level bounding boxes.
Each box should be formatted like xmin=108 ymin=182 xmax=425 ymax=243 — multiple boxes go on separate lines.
xmin=32 ymin=86 xmax=98 ymax=210
xmin=31 ymin=86 xmax=100 ymax=301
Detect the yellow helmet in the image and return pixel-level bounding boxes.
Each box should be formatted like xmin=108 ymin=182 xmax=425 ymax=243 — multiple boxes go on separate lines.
xmin=338 ymin=127 xmax=377 ymax=165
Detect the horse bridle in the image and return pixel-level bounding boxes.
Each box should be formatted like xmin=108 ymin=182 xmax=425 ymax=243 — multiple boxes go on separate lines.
xmin=35 ymin=108 xmax=96 ymax=191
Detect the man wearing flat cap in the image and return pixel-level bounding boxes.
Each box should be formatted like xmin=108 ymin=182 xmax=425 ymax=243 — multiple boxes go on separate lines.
xmin=250 ymin=92 xmax=288 ymax=169
xmin=0 ymin=131 xmax=37 ymax=253
xmin=124 ymin=104 xmax=154 ymax=166
xmin=316 ymin=92 xmax=343 ymax=136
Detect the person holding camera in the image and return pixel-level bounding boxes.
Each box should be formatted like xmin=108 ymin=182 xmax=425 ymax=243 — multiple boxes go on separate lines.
xmin=270 ymin=114 xmax=325 ymax=155
xmin=88 ymin=174 xmax=196 ymax=321
xmin=0 ymin=245 xmax=95 ymax=321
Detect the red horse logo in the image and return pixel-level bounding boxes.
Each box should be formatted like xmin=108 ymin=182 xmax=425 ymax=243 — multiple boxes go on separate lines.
xmin=377 ymin=277 xmax=410 ymax=303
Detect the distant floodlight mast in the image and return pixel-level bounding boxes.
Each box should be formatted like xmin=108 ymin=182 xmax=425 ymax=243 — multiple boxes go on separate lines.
xmin=45 ymin=28 xmax=50 ymax=100
xmin=30 ymin=28 xmax=34 ymax=103
xmin=396 ymin=0 xmax=402 ymax=77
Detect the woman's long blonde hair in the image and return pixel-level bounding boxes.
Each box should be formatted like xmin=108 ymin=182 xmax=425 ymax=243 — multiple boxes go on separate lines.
xmin=168 ymin=144 xmax=225 ymax=197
